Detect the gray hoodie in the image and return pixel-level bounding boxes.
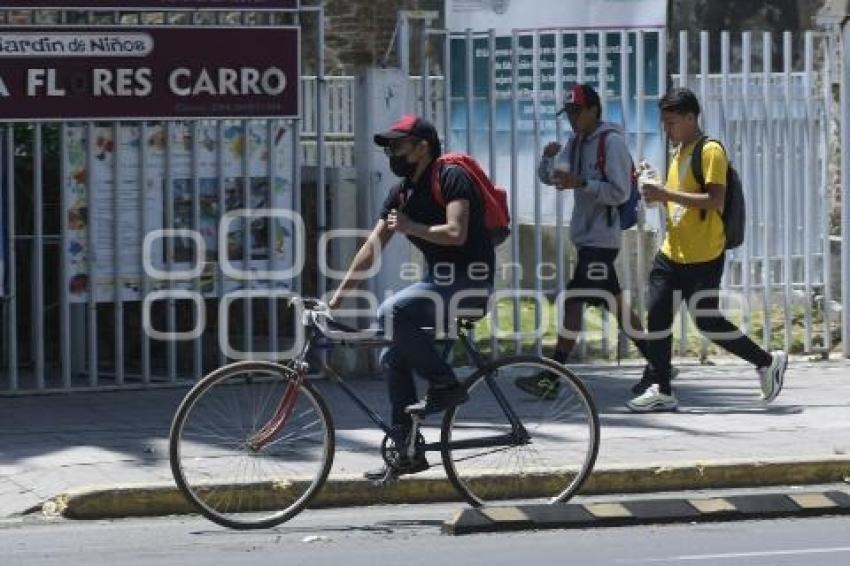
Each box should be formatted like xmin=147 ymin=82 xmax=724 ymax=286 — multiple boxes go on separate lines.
xmin=538 ymin=121 xmax=631 ymax=249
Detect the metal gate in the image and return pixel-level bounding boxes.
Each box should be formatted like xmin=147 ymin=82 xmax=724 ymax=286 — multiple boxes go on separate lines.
xmin=0 ymin=5 xmax=331 ymax=393
xmin=418 ymin=25 xmax=837 ymax=361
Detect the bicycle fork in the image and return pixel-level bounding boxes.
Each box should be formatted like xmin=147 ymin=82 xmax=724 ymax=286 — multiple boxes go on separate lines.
xmin=247 ymin=362 xmax=308 ymax=452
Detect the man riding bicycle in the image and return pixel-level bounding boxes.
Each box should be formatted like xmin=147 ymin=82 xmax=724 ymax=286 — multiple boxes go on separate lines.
xmin=328 ymin=115 xmax=494 ymax=480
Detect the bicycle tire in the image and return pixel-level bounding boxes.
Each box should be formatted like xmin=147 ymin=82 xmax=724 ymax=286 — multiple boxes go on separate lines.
xmin=440 ymin=355 xmax=599 ymax=507
xmin=169 ymin=361 xmax=335 ymax=529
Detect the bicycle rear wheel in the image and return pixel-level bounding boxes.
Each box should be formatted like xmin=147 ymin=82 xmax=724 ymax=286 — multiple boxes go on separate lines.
xmin=441 ymin=356 xmax=599 ymax=507
xmin=169 ymin=361 xmax=334 ymax=529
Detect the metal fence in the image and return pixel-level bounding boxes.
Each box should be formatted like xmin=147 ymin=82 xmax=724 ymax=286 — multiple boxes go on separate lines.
xmin=0 ymin=5 xmax=330 ymax=393
xmin=0 ymin=18 xmax=841 ymax=393
xmin=420 ymin=27 xmax=837 ymax=361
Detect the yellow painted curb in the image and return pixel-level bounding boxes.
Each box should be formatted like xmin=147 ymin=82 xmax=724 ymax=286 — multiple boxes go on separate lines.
xmin=45 ymin=458 xmax=850 ymax=520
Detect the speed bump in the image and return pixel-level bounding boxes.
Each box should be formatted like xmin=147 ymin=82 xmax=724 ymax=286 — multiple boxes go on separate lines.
xmin=442 ymin=490 xmax=850 ymax=535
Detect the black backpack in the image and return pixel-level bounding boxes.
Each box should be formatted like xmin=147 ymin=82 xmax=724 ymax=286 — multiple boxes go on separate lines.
xmin=690 ymin=137 xmax=745 ymax=250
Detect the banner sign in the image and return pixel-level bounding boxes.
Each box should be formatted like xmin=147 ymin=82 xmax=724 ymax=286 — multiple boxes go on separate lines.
xmin=0 ymin=26 xmax=300 ymax=121
xmin=0 ymin=1 xmax=299 ymax=10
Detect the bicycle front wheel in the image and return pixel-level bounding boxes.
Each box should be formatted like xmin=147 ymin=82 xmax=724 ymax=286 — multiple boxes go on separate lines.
xmin=441 ymin=356 xmax=599 ymax=507
xmin=169 ymin=361 xmax=334 ymax=529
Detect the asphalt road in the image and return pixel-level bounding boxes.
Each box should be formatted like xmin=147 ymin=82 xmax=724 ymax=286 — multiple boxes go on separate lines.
xmin=2 ymin=503 xmax=850 ymax=566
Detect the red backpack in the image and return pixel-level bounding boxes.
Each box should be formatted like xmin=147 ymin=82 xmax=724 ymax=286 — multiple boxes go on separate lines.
xmin=430 ymin=152 xmax=511 ymax=246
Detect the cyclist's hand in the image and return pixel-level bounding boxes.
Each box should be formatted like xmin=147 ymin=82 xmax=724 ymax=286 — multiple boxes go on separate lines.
xmin=543 ymin=141 xmax=562 ymax=158
xmin=387 ymin=209 xmax=414 ymax=234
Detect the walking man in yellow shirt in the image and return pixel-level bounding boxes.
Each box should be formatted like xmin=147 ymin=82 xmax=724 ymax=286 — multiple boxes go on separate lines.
xmin=627 ymin=88 xmax=787 ymax=412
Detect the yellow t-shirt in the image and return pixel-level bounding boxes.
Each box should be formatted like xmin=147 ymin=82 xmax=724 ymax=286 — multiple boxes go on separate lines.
xmin=660 ymin=139 xmax=727 ymax=264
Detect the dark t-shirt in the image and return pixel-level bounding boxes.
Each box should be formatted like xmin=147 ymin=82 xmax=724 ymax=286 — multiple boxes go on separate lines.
xmin=380 ymin=162 xmax=495 ymax=282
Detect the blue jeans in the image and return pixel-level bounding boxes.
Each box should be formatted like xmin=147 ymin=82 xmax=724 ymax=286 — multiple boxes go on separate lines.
xmin=377 ymin=276 xmax=490 ymax=428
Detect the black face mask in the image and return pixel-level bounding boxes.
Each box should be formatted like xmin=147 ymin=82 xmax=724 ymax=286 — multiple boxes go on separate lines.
xmin=389 ymin=154 xmax=416 ymax=178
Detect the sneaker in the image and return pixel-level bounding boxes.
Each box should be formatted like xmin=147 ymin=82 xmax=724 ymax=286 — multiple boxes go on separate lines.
xmin=631 ymin=366 xmax=679 ymax=395
xmin=515 ymin=371 xmax=561 ymax=400
xmin=363 ymin=453 xmax=429 ymax=481
xmin=757 ymin=351 xmax=788 ymax=403
xmin=405 ymin=382 xmax=469 ymax=416
xmin=626 ymin=384 xmax=678 ymax=413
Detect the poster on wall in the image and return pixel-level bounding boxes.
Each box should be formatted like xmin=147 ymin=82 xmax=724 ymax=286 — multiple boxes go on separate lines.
xmin=62 ymin=121 xmax=295 ymax=303
xmin=446 ymin=0 xmax=669 ymax=223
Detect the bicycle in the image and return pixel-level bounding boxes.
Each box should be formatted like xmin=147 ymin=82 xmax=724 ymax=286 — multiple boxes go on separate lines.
xmin=169 ymin=298 xmax=600 ymax=529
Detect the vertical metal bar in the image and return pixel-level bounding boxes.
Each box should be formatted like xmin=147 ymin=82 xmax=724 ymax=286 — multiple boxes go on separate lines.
xmin=268 ymin=120 xmax=278 ymax=358
xmin=781 ymin=31 xmax=793 ymax=353
xmin=598 ymin=31 xmax=608 ymax=113
xmin=532 ymin=31 xmax=543 ymax=357
xmin=398 ymin=12 xmax=410 ymax=77
xmin=443 ymin=31 xmax=452 ymax=152
xmin=86 ymin=122 xmax=99 ymax=387
xmin=466 ymin=28 xmax=474 ymax=154
xmin=216 ymin=120 xmax=227 ymax=366
xmin=139 ymin=122 xmax=151 ymax=384
xmin=803 ymin=32 xmax=814 ymax=352
xmin=192 ymin=121 xmax=202 ymax=379
xmin=112 ymin=123 xmax=124 ymax=385
xmin=165 ymin=122 xmax=177 ymax=381
xmin=700 ymin=31 xmax=709 ymax=131
xmin=657 ymin=28 xmax=667 ymax=247
xmin=635 ymin=31 xmax=648 ymax=334
xmin=577 ymin=30 xmax=587 ymax=360
xmin=316 ymin=6 xmax=327 ymax=303
xmin=60 ymin=124 xmax=71 ymax=388
xmin=421 ymin=21 xmax=431 ymax=121
xmin=841 ymin=24 xmax=850 ymax=357
xmin=677 ymin=31 xmax=688 ymax=355
xmin=821 ymin=34 xmax=834 ymax=356
xmin=619 ymin=30 xmax=632 ymax=358
xmin=242 ymin=120 xmax=253 ymax=359
xmin=292 ymin=114 xmax=302 ymax=296
xmin=5 ymin=126 xmax=18 ymax=390
xmin=511 ymin=30 xmax=521 ymax=354
xmin=736 ymin=32 xmax=754 ymax=339
xmin=698 ymin=31 xmax=710 ymax=360
xmin=619 ymin=30 xmax=630 ymax=133
xmin=598 ymin=30 xmax=610 ymax=359
xmin=762 ymin=32 xmax=774 ymax=351
xmin=488 ymin=28 xmax=499 ymax=360
xmin=555 ymin=30 xmax=566 ymax=298
xmin=33 ymin=124 xmax=45 ymax=389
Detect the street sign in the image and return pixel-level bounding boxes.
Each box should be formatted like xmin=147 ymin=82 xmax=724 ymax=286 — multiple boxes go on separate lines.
xmin=0 ymin=26 xmax=300 ymax=121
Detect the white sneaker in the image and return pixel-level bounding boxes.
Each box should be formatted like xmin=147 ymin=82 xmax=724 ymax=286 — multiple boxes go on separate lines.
xmin=758 ymin=351 xmax=788 ymax=403
xmin=626 ymin=384 xmax=678 ymax=413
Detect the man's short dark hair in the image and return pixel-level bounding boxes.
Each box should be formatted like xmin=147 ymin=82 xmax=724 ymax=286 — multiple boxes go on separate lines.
xmin=659 ymin=87 xmax=701 ymax=117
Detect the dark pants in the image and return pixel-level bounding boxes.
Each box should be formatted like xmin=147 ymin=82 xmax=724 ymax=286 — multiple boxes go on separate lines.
xmin=645 ymin=252 xmax=771 ymax=393
xmin=377 ymin=276 xmax=490 ymax=428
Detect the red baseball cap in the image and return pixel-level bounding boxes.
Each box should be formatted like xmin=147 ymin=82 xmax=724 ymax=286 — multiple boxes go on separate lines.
xmin=557 ymin=84 xmax=601 ymax=116
xmin=374 ymin=114 xmax=441 ymax=150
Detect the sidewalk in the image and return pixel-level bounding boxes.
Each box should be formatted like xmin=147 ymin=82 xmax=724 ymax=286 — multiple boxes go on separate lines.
xmin=1 ymin=358 xmax=849 ymax=519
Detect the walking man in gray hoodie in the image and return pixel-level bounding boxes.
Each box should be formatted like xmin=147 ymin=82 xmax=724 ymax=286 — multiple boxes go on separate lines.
xmin=516 ymin=83 xmax=651 ymax=399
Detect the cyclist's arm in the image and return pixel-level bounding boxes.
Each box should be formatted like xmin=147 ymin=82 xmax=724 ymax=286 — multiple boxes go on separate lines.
xmin=328 ymin=219 xmax=393 ymax=308
xmin=401 ymin=198 xmax=470 ymax=247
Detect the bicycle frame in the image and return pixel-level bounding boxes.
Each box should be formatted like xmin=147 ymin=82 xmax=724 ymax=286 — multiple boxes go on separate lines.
xmin=252 ymin=308 xmax=530 ymax=455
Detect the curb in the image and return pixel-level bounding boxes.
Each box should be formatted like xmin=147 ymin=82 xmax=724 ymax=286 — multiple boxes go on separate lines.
xmin=38 ymin=457 xmax=850 ymax=521
xmin=442 ymin=490 xmax=850 ymax=535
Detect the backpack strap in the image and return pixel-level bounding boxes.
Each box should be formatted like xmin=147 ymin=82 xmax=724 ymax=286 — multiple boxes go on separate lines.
xmin=594 ymin=130 xmax=614 ymax=226
xmin=690 ymin=136 xmax=725 ymax=221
